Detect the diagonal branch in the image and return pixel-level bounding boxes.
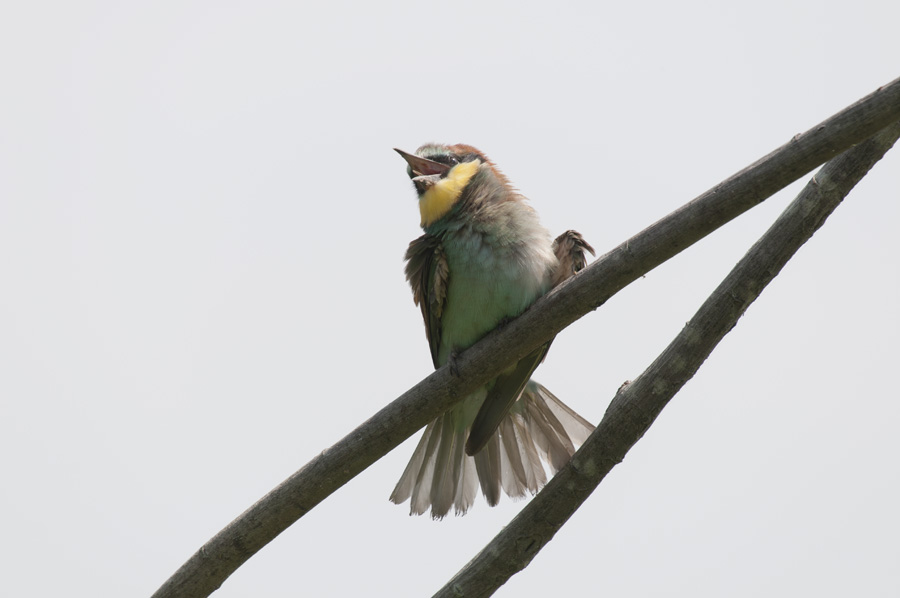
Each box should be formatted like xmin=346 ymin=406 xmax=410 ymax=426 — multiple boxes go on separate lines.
xmin=151 ymin=78 xmax=900 ymax=598
xmin=433 ymin=121 xmax=900 ymax=598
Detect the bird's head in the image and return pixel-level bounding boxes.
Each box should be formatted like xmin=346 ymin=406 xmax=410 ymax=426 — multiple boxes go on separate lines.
xmin=395 ymin=144 xmax=510 ymax=228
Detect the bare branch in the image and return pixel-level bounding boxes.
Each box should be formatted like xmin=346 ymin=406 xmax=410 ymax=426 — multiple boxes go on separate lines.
xmin=433 ymin=121 xmax=900 ymax=598
xmin=151 ymin=78 xmax=900 ymax=598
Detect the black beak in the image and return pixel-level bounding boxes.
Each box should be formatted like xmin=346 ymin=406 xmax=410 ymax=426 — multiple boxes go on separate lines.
xmin=394 ymin=148 xmax=452 ymax=177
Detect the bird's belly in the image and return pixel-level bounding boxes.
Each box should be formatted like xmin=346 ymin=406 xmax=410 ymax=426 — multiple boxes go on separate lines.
xmin=436 ymin=244 xmax=550 ymax=366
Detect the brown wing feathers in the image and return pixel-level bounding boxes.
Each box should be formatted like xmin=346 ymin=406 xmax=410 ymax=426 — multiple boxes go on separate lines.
xmin=405 ymin=234 xmax=448 ymax=369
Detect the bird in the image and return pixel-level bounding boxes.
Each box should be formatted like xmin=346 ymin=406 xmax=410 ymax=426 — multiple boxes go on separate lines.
xmin=390 ymin=143 xmax=596 ymax=519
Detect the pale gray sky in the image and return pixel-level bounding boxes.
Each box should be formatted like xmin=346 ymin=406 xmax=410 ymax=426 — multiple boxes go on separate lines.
xmin=2 ymin=2 xmax=898 ymax=596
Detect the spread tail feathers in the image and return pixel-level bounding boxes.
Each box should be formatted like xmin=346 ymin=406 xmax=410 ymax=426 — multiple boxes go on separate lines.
xmin=390 ymin=381 xmax=594 ymax=519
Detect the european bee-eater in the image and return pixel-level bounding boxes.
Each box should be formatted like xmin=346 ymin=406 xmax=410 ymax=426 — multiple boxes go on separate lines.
xmin=391 ymin=143 xmax=595 ymax=519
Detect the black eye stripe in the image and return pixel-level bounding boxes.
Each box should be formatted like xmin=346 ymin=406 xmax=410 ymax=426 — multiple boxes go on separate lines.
xmin=424 ymin=155 xmax=457 ymax=166
xmin=421 ymin=154 xmax=477 ymax=166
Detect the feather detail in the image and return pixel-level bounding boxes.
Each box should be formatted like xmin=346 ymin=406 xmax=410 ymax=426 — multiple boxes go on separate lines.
xmin=390 ymin=401 xmax=479 ymax=519
xmin=465 ymin=343 xmax=549 ymax=456
xmin=515 ymin=381 xmax=594 ymax=469
xmin=404 ymin=234 xmax=448 ymax=368
xmin=551 ymin=230 xmax=595 ymax=287
xmin=473 ymin=432 xmax=502 ymax=507
xmin=389 ymin=380 xmax=594 ymax=518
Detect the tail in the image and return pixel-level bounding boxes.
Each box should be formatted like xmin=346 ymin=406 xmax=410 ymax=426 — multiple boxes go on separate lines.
xmin=390 ymin=381 xmax=594 ymax=519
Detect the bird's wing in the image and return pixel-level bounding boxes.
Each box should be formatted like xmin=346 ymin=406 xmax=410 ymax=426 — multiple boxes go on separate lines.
xmin=405 ymin=233 xmax=449 ymax=369
xmin=551 ymin=230 xmax=595 ymax=288
xmin=466 ymin=229 xmax=595 ymax=456
xmin=465 ymin=341 xmax=551 ymax=456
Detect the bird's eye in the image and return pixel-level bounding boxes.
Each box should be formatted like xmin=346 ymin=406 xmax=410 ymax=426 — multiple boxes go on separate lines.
xmin=447 ymin=156 xmax=460 ymax=165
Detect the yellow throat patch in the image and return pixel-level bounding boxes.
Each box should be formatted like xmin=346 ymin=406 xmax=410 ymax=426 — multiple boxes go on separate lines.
xmin=419 ymin=160 xmax=480 ymax=227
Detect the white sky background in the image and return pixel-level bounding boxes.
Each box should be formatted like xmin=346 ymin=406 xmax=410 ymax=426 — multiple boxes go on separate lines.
xmin=2 ymin=2 xmax=898 ymax=596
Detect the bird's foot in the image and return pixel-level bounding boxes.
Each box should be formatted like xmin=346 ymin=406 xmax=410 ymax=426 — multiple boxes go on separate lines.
xmin=494 ymin=316 xmax=515 ymax=331
xmin=447 ymin=350 xmax=461 ymax=377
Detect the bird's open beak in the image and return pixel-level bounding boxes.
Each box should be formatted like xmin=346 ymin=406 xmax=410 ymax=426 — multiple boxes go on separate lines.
xmin=394 ymin=148 xmax=451 ymax=177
